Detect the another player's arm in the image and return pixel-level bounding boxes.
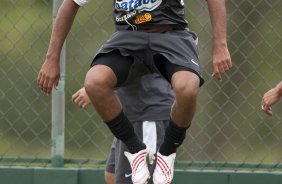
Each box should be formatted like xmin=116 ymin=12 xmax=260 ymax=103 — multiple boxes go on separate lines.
xmin=37 ymin=0 xmax=80 ymax=95
xmin=72 ymin=87 xmax=92 ymax=108
xmin=261 ymin=81 xmax=282 ymax=116
xmin=206 ymin=0 xmax=232 ymax=82
xmin=276 ymin=81 xmax=282 ymax=95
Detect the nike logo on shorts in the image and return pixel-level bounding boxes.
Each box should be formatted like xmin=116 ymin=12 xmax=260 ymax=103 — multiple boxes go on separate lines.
xmin=125 ymin=173 xmax=132 ymax=178
xmin=191 ymin=59 xmax=199 ymax=66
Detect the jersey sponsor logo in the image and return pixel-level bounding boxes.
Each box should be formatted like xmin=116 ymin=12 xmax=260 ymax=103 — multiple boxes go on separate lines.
xmin=135 ymin=13 xmax=152 ymax=24
xmin=115 ymin=0 xmax=162 ymax=12
xmin=116 ymin=10 xmax=137 ymax=22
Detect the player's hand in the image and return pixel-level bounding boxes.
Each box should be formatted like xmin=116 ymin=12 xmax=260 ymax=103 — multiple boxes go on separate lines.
xmin=261 ymin=88 xmax=281 ymax=116
xmin=72 ymin=87 xmax=91 ymax=108
xmin=212 ymin=44 xmax=232 ymax=82
xmin=37 ymin=57 xmax=60 ymax=95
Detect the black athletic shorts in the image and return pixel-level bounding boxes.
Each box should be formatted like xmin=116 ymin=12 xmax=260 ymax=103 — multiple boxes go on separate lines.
xmin=91 ymin=29 xmax=205 ymax=87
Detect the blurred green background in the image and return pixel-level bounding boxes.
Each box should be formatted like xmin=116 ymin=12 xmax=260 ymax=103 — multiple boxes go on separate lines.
xmin=0 ymin=0 xmax=282 ymax=169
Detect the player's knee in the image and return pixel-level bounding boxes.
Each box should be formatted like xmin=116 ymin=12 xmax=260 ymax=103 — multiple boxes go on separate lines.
xmin=174 ymin=81 xmax=199 ymax=100
xmin=172 ymin=71 xmax=200 ymax=98
xmin=84 ymin=74 xmax=102 ymax=97
xmin=84 ymin=66 xmax=116 ymax=97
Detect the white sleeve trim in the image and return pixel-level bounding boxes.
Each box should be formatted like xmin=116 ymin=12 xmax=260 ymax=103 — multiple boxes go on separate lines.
xmin=73 ymin=0 xmax=89 ymax=6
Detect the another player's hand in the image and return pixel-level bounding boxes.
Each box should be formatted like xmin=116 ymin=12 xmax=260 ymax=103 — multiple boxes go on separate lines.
xmin=211 ymin=44 xmax=232 ymax=82
xmin=37 ymin=57 xmax=60 ymax=95
xmin=261 ymin=88 xmax=281 ymax=116
xmin=72 ymin=87 xmax=91 ymax=108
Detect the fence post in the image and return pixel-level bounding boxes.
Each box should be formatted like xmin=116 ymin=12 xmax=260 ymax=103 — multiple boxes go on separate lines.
xmin=51 ymin=0 xmax=65 ymax=168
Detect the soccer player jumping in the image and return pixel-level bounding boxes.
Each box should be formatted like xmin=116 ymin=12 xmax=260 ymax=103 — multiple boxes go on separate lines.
xmin=37 ymin=0 xmax=232 ymax=183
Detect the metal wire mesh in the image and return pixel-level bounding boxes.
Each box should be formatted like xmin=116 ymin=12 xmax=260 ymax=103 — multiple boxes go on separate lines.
xmin=1 ymin=0 xmax=282 ymax=170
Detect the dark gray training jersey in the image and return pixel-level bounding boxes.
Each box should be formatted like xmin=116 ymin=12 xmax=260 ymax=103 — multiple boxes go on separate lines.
xmin=116 ymin=74 xmax=175 ymax=121
xmin=113 ymin=0 xmax=188 ymax=30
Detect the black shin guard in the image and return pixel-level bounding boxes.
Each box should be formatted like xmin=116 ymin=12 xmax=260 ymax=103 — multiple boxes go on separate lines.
xmin=159 ymin=119 xmax=189 ymax=156
xmin=105 ymin=111 xmax=145 ymax=153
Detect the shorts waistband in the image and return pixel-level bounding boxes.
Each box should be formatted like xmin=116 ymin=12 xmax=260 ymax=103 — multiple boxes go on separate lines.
xmin=116 ymin=24 xmax=185 ymax=33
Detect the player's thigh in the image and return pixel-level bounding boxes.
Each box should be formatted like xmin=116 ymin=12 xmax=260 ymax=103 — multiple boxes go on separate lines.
xmin=155 ymin=54 xmax=202 ymax=86
xmin=91 ymin=50 xmax=134 ymax=86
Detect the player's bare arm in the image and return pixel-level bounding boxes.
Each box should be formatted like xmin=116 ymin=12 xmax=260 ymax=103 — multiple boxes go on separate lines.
xmin=72 ymin=87 xmax=92 ymax=108
xmin=206 ymin=0 xmax=232 ymax=81
xmin=37 ymin=0 xmax=80 ymax=95
xmin=261 ymin=81 xmax=282 ymax=116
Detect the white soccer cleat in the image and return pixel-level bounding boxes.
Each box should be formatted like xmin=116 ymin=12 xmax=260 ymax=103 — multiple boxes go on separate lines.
xmin=153 ymin=152 xmax=176 ymax=184
xmin=124 ymin=147 xmax=150 ymax=184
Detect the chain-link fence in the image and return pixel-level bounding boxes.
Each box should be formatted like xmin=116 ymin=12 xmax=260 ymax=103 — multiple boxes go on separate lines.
xmin=1 ymin=0 xmax=282 ymax=171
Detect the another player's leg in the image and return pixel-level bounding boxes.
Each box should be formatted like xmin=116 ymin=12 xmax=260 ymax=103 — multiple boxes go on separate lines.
xmin=105 ymin=139 xmax=116 ymax=184
xmin=84 ymin=52 xmax=149 ymax=184
xmin=105 ymin=171 xmax=115 ymax=184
